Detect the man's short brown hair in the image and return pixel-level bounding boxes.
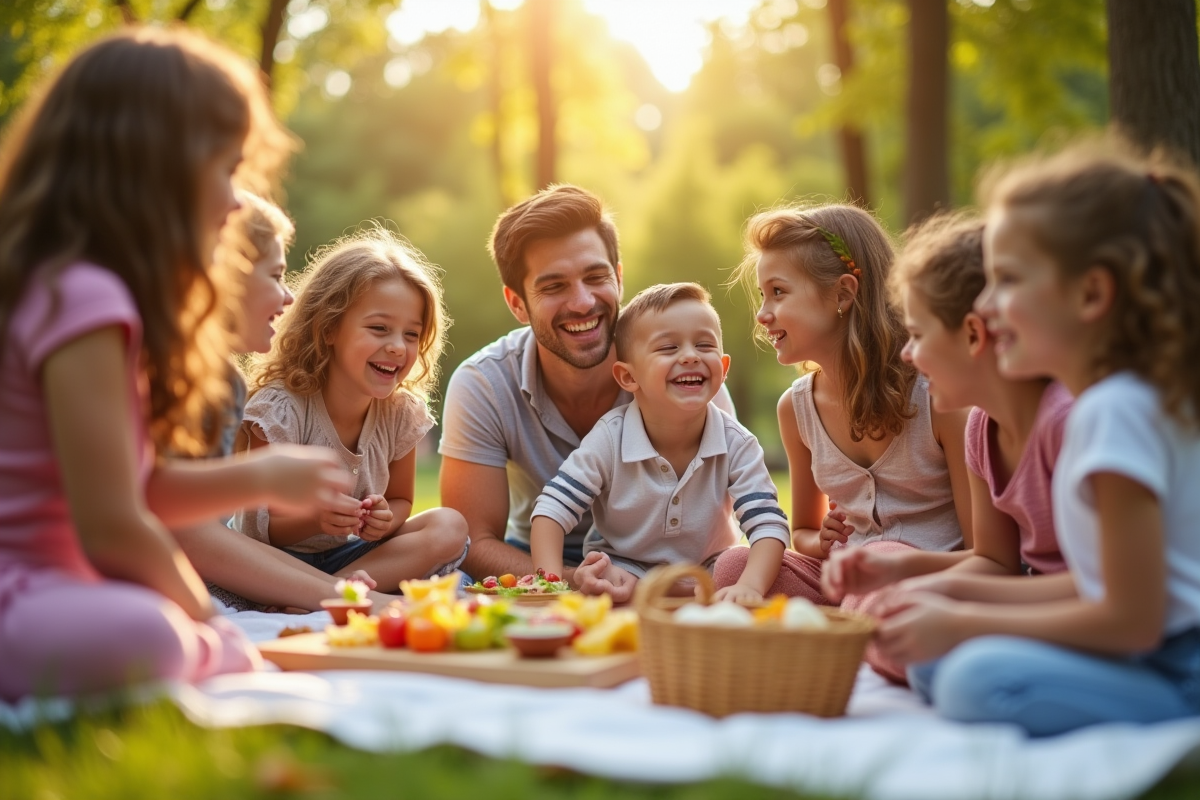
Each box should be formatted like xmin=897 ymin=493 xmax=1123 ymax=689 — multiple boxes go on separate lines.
xmin=488 ymin=184 xmax=620 ymax=297
xmin=614 ymin=282 xmax=718 ymax=362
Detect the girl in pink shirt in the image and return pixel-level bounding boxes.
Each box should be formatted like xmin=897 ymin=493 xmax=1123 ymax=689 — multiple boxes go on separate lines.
xmin=847 ymin=213 xmax=1071 ymax=685
xmin=0 ymin=29 xmax=349 ymax=702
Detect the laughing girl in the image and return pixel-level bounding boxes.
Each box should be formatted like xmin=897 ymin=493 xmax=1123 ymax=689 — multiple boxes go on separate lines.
xmin=236 ymin=228 xmax=469 ymax=589
xmin=715 ymin=205 xmax=972 ymax=603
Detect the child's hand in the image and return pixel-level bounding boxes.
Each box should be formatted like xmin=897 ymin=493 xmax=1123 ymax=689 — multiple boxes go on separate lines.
xmin=574 ymin=552 xmax=638 ymax=604
xmin=357 ymin=494 xmax=393 ymax=542
xmin=263 ymin=444 xmax=353 ymax=514
xmin=712 ymin=584 xmax=763 ymax=605
xmin=821 ymin=546 xmax=901 ymax=602
xmin=874 ymin=590 xmax=966 ymax=666
xmin=318 ymin=493 xmax=366 ymax=537
xmin=818 ymin=502 xmax=854 ymax=555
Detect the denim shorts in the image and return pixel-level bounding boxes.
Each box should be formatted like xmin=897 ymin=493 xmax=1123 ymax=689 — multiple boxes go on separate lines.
xmin=286 ymin=537 xmax=386 ymax=576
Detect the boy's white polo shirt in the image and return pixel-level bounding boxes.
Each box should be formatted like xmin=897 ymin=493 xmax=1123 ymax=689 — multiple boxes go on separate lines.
xmin=533 ymin=398 xmax=790 ymax=569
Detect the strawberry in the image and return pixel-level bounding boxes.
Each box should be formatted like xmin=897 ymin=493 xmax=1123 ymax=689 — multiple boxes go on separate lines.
xmin=481 ymin=577 xmax=499 ymax=589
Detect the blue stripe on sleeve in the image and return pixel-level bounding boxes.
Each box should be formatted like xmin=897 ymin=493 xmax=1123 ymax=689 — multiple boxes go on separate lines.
xmin=739 ymin=506 xmax=788 ymax=522
xmin=555 ymin=470 xmax=598 ymax=499
xmin=546 ymin=479 xmax=591 ymax=510
xmin=733 ymin=491 xmax=778 ymax=511
xmin=544 ymin=494 xmax=583 ymax=523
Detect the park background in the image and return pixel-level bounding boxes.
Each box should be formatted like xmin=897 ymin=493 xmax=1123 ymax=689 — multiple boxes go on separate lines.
xmin=0 ymin=0 xmax=1129 ymax=473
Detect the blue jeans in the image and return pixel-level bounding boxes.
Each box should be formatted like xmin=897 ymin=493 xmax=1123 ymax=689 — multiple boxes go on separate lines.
xmin=907 ymin=631 xmax=1200 ymax=737
xmin=286 ymin=538 xmax=385 ymax=576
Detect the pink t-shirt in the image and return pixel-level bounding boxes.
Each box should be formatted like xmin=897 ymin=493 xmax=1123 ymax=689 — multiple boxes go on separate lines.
xmin=0 ymin=263 xmax=150 ymax=577
xmin=964 ymin=381 xmax=1073 ymax=575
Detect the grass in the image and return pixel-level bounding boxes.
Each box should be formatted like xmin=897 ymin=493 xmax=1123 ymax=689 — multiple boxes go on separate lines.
xmin=3 ymin=699 xmax=1198 ymax=800
xmin=4 ymin=458 xmax=1195 ymax=799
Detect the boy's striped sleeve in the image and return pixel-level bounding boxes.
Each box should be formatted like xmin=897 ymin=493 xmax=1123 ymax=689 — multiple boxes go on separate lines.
xmin=728 ymin=433 xmax=791 ymax=547
xmin=531 ymin=425 xmax=612 ymax=533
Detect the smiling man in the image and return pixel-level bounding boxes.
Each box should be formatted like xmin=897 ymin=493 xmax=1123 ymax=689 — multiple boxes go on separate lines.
xmin=439 ymin=185 xmax=731 ymax=581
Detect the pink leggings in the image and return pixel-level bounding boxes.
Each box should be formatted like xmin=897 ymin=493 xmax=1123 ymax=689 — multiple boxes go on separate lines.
xmin=713 ymin=541 xmax=914 ymax=685
xmin=0 ymin=565 xmax=260 ymax=702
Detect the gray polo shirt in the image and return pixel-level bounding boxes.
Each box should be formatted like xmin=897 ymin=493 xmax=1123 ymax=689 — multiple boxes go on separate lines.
xmin=533 ymin=399 xmax=790 ymax=571
xmin=439 ymin=327 xmax=733 ymax=554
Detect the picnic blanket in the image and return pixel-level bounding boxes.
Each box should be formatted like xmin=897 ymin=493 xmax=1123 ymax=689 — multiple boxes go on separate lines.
xmin=7 ymin=607 xmax=1200 ymax=800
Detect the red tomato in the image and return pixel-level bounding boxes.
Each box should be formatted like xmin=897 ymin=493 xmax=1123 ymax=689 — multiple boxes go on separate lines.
xmin=545 ymin=572 xmax=560 ymax=583
xmin=481 ymin=576 xmax=499 ymax=589
xmin=378 ymin=609 xmax=407 ymax=648
xmin=407 ymin=617 xmax=448 ymax=652
xmin=498 ymin=574 xmax=517 ymax=588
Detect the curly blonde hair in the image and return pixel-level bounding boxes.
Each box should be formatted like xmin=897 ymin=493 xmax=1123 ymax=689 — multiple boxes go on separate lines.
xmin=249 ymin=227 xmax=449 ymax=400
xmin=732 ymin=204 xmax=917 ymax=442
xmin=0 ymin=27 xmax=293 ymax=456
xmin=889 ymin=211 xmax=986 ymax=330
xmin=982 ymin=141 xmax=1200 ymax=426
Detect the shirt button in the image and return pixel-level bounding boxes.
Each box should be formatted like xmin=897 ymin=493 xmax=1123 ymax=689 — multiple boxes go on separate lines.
xmin=670 ymin=518 xmax=679 ymax=526
xmin=660 ymin=464 xmax=668 ymax=473
xmin=671 ymin=496 xmax=680 ymax=505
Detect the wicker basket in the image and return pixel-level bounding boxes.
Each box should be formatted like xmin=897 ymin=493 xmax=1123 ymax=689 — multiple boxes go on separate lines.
xmin=635 ymin=563 xmax=875 ymax=718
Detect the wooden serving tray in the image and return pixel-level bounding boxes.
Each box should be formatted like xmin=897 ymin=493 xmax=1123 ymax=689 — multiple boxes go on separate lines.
xmin=258 ymin=633 xmax=640 ymax=689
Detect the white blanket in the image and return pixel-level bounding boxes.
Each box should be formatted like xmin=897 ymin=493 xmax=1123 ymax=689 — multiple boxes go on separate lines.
xmin=7 ymin=608 xmax=1200 ymax=800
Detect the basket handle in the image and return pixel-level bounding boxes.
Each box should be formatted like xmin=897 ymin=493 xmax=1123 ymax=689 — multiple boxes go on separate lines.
xmin=634 ymin=563 xmax=714 ymax=615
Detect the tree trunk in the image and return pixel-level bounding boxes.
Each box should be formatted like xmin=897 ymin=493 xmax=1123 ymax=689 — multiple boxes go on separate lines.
xmin=259 ymin=0 xmax=288 ymax=92
xmin=484 ymin=2 xmax=513 ymax=208
xmin=529 ymin=0 xmax=556 ymax=191
xmin=827 ymin=0 xmax=870 ymax=207
xmin=904 ymin=0 xmax=949 ymax=225
xmin=1107 ymin=0 xmax=1200 ymax=166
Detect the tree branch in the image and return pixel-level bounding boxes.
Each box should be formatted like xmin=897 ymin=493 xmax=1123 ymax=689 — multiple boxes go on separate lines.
xmin=177 ymin=0 xmax=204 ymax=22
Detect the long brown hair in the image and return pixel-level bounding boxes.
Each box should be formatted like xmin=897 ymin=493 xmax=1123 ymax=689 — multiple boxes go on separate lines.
xmin=734 ymin=205 xmax=917 ymax=442
xmin=982 ymin=141 xmax=1200 ymax=426
xmin=0 ymin=27 xmax=292 ymax=455
xmin=250 ymin=227 xmax=450 ymax=401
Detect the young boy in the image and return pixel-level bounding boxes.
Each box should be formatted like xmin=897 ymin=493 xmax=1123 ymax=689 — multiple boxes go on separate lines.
xmin=529 ymin=282 xmax=790 ymax=603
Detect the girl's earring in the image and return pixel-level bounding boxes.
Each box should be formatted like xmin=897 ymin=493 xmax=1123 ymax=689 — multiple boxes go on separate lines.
xmin=837 ymin=306 xmax=844 ymax=319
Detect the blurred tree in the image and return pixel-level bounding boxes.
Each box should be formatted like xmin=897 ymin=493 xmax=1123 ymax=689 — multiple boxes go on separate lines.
xmin=904 ymin=0 xmax=948 ymax=223
xmin=529 ymin=0 xmax=556 ymax=188
xmin=1107 ymin=0 xmax=1200 ymax=164
xmin=828 ymin=0 xmax=870 ymax=205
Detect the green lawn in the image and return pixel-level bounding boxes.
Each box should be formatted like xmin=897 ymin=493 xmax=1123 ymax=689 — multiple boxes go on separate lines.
xmin=3 ymin=699 xmax=1198 ymax=800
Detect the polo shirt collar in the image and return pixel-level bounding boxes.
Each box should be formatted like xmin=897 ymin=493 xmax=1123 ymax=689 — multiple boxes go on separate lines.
xmin=620 ymin=398 xmax=729 ymax=463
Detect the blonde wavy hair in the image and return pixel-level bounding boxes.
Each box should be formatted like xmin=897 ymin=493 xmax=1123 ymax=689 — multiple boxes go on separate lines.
xmin=982 ymin=141 xmax=1200 ymax=426
xmin=733 ymin=204 xmax=917 ymax=442
xmin=249 ymin=227 xmax=449 ymax=400
xmin=0 ymin=27 xmax=293 ymax=456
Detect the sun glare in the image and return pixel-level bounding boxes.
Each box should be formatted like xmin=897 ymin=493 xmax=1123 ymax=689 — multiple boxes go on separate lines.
xmin=385 ymin=0 xmax=762 ymax=92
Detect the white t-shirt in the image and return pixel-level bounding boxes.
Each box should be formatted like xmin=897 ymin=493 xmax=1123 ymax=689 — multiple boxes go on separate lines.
xmin=1053 ymin=372 xmax=1200 ymax=635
